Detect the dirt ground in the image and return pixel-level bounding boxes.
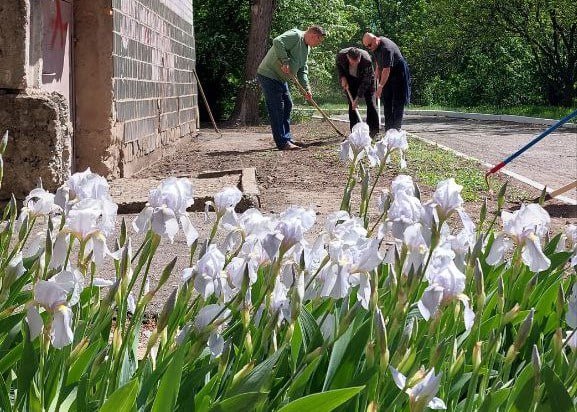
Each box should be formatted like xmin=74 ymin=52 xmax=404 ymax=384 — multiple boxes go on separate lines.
xmin=135 ymin=119 xmax=576 ymax=231
xmin=135 ymin=121 xmax=347 ymax=216
xmin=117 ymin=118 xmax=575 ymax=313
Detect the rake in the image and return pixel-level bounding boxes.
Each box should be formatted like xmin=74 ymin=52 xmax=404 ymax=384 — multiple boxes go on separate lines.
xmin=345 ymin=88 xmax=363 ymax=123
xmin=286 ymin=71 xmax=347 ymax=138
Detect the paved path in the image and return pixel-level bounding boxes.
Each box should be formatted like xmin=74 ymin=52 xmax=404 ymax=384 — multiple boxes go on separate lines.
xmin=404 ymin=115 xmax=577 ymax=203
xmin=334 ymin=113 xmax=577 ymax=204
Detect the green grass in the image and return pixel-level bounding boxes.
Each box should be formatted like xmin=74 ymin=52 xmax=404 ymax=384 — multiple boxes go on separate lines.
xmin=405 ymin=138 xmax=530 ymax=202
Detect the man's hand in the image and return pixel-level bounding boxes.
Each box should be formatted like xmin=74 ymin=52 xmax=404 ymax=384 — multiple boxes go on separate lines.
xmin=340 ymin=77 xmax=349 ymax=90
xmin=281 ymin=64 xmax=290 ymax=74
xmin=351 ymin=98 xmax=358 ymax=110
xmin=304 ymin=91 xmax=313 ymax=101
xmin=375 ymin=84 xmax=384 ymax=99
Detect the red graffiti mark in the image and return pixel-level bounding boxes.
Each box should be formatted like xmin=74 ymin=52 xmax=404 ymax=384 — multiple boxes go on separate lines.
xmin=50 ymin=0 xmax=68 ymax=49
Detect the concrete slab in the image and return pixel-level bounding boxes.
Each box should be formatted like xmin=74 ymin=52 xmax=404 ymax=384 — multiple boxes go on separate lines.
xmin=109 ymin=168 xmax=260 ymax=214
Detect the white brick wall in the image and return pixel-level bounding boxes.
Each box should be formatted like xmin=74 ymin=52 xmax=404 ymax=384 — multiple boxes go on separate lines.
xmin=112 ymin=0 xmax=197 ymax=164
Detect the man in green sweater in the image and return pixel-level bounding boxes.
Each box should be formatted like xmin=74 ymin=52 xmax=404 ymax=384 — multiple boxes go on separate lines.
xmin=257 ymin=25 xmax=326 ymax=150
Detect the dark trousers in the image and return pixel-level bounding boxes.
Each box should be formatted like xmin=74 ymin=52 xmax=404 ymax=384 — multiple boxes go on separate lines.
xmin=382 ymin=60 xmax=410 ymax=131
xmin=257 ymin=74 xmax=293 ymax=149
xmin=347 ymin=77 xmax=379 ymax=136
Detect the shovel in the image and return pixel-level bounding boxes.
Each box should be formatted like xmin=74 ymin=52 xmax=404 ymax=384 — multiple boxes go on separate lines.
xmin=345 ymin=88 xmax=363 ymax=123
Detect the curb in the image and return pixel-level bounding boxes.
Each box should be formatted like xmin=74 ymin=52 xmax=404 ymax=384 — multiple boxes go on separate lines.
xmin=310 ymin=110 xmax=577 ymax=128
xmin=405 ymin=109 xmax=577 ymax=129
xmin=197 ymin=168 xmax=261 ymax=211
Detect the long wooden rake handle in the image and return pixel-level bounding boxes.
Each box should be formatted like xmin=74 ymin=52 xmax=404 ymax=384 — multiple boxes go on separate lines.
xmin=286 ymin=71 xmax=347 ymax=138
xmin=345 ymin=88 xmax=362 ymax=123
xmin=193 ymin=68 xmax=221 ymax=135
xmin=544 ymin=180 xmax=577 ymax=201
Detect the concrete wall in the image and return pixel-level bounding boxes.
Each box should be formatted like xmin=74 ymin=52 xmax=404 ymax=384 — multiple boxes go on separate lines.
xmin=0 ymin=0 xmax=44 ymax=92
xmin=0 ymin=1 xmax=28 ymax=89
xmin=111 ymin=0 xmax=198 ymax=176
xmin=0 ymin=92 xmax=72 ymax=198
xmin=0 ymin=0 xmax=198 ymax=199
xmin=73 ymin=0 xmax=118 ymax=177
xmin=0 ymin=0 xmax=71 ymax=198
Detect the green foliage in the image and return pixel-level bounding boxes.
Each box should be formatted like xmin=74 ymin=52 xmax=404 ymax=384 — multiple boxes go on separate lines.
xmin=194 ymin=0 xmax=575 ymax=122
xmin=194 ymin=1 xmax=251 ymax=119
xmin=485 ymin=0 xmax=577 ymax=107
xmin=1 ymin=86 xmax=577 ymax=412
xmin=406 ymin=138 xmax=490 ymax=202
xmin=100 ymin=379 xmax=140 ymax=412
xmin=278 ymin=386 xmax=365 ymax=412
xmin=288 ymin=108 xmax=313 ymax=124
xmin=272 ymin=0 xmax=360 ymax=100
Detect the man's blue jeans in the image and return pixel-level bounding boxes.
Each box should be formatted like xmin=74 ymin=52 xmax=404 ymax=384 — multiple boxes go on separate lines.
xmin=257 ymin=74 xmax=293 ymax=149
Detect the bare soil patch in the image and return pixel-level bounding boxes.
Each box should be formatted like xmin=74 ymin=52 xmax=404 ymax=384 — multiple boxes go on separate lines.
xmin=135 ymin=119 xmax=575 ymax=232
xmin=113 ymin=118 xmax=577 ymax=313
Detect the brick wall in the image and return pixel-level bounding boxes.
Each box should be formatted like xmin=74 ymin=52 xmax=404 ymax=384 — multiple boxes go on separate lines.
xmin=111 ymin=0 xmax=197 ymax=176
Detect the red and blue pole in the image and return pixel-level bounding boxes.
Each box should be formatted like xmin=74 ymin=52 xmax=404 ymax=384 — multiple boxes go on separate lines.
xmin=485 ymin=109 xmax=577 ymax=177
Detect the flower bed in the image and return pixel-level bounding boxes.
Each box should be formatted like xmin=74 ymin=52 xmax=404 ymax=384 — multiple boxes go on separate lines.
xmin=0 ymin=126 xmax=576 ymax=411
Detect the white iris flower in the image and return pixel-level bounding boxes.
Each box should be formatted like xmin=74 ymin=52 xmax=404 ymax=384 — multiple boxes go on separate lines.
xmin=384 ymin=192 xmax=424 ymax=240
xmin=55 ymin=168 xmax=111 ymax=211
xmin=27 ymin=269 xmax=83 ymax=349
xmin=486 ymin=204 xmax=551 ymax=272
xmin=373 ymin=129 xmax=408 ymax=168
xmin=51 ymin=198 xmax=118 ymax=267
xmin=20 ymin=187 xmax=61 ymax=220
xmin=391 ymin=174 xmax=416 ymax=197
xmin=340 ymin=122 xmax=373 ymax=162
xmin=321 ymin=238 xmax=381 ymax=309
xmin=432 ymin=178 xmax=464 ymax=221
xmin=194 ymin=304 xmax=231 ymax=358
xmin=390 ymin=366 xmax=447 ymax=410
xmin=133 ymin=177 xmax=199 ymax=246
xmin=418 ymin=246 xmax=475 ymax=331
xmin=206 ymin=186 xmax=243 ymax=222
xmin=191 ymin=245 xmax=228 ymax=300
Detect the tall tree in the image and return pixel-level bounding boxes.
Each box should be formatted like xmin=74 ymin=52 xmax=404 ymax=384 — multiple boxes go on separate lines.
xmin=228 ymin=0 xmax=277 ymax=125
xmin=195 ymin=1 xmax=250 ymax=120
xmin=487 ymin=0 xmax=577 ymax=106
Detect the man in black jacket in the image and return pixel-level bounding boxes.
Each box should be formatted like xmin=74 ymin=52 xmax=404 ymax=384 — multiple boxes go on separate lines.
xmin=336 ymin=47 xmax=379 ymax=136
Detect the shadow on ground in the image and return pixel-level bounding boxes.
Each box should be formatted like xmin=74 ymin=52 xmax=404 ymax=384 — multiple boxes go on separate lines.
xmin=543 ymin=203 xmax=577 ymax=219
xmin=510 ymin=201 xmax=577 ymax=219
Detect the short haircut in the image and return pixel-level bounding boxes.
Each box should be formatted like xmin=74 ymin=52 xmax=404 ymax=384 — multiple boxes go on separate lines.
xmin=347 ymin=47 xmax=361 ymax=59
xmin=308 ymin=25 xmax=327 ymax=37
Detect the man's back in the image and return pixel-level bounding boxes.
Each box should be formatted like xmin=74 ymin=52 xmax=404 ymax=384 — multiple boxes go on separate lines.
xmin=375 ymin=37 xmax=404 ymax=69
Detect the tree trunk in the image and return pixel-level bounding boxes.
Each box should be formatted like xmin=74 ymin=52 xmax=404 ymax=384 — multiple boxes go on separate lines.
xmin=541 ymin=67 xmax=576 ymax=107
xmin=228 ymin=0 xmax=277 ymax=126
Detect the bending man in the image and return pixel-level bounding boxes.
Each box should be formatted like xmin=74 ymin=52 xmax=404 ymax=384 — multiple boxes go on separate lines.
xmin=362 ymin=32 xmax=410 ymax=131
xmin=336 ymin=47 xmax=379 ymax=137
xmin=257 ymin=25 xmax=326 ymax=150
